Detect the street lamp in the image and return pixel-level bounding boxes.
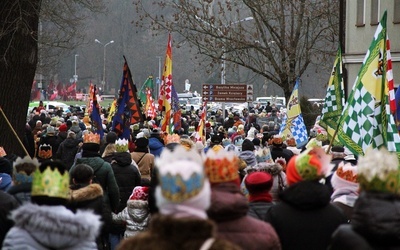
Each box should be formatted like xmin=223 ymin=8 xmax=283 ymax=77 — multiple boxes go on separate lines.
xmin=73 ymin=54 xmax=79 ymax=82
xmin=95 ymin=39 xmax=114 ymax=92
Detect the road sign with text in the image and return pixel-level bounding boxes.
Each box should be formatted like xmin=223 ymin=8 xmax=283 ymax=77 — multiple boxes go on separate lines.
xmin=202 ymin=84 xmax=253 ymax=102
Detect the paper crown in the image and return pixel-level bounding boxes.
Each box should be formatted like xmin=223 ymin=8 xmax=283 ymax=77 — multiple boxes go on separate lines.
xmin=188 ymin=126 xmax=195 ymax=133
xmin=164 ymin=134 xmax=181 ymax=144
xmin=222 ymin=138 xmax=231 ymax=147
xmin=255 ymin=147 xmax=273 ymax=163
xmin=286 ymin=146 xmax=332 ymax=185
xmin=83 ymin=132 xmax=100 ymax=144
xmin=31 ymin=165 xmax=70 ymax=199
xmin=286 ymin=137 xmax=297 ymax=147
xmin=204 ymin=149 xmax=240 ymax=183
xmin=234 ymin=137 xmax=244 ymax=147
xmin=335 ymin=162 xmax=358 ymax=183
xmin=275 ymin=157 xmax=287 ymax=171
xmin=156 ymin=145 xmax=205 ymax=202
xmin=0 ymin=147 xmax=7 ymax=157
xmin=37 ymin=144 xmax=52 ymax=159
xmin=272 ymin=135 xmax=283 ymax=145
xmin=357 ymin=147 xmax=400 ymax=194
xmin=13 ymin=156 xmax=40 ymax=185
xmin=115 ymin=138 xmax=129 ymax=152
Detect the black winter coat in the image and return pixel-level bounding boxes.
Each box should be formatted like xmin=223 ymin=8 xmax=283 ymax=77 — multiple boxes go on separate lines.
xmin=329 ymin=191 xmax=400 ymax=250
xmin=265 ymin=181 xmax=347 ymax=250
xmin=110 ymin=152 xmax=141 ymax=234
xmin=56 ymin=138 xmax=80 ymax=170
xmin=0 ymin=191 xmax=19 ymax=245
xmin=248 ymin=202 xmax=275 ymax=221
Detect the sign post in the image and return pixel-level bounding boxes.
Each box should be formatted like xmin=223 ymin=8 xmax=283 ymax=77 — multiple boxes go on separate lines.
xmin=202 ymin=84 xmax=253 ymax=103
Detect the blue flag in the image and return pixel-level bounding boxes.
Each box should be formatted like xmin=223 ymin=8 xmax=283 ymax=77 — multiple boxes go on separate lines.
xmin=90 ymin=85 xmax=104 ymax=139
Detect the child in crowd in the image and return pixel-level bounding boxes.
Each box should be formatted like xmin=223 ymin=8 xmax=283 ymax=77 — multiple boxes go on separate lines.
xmin=112 ymin=186 xmax=151 ymax=238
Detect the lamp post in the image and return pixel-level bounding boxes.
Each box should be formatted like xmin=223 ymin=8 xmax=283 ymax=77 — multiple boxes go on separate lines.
xmin=73 ymin=54 xmax=79 ymax=82
xmin=95 ymin=39 xmax=114 ymax=92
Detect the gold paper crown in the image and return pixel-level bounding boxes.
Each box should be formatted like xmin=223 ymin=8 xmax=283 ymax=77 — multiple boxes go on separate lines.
xmin=0 ymin=147 xmax=6 ymax=157
xmin=115 ymin=138 xmax=129 ymax=152
xmin=38 ymin=144 xmax=52 ymax=159
xmin=336 ymin=163 xmax=358 ymax=183
xmin=83 ymin=132 xmax=100 ymax=144
xmin=156 ymin=146 xmax=205 ymax=202
xmin=203 ymin=149 xmax=239 ymax=183
xmin=31 ymin=165 xmax=70 ymax=199
xmin=165 ymin=134 xmax=181 ymax=144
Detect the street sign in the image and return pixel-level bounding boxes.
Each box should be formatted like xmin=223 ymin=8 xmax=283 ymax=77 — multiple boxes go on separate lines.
xmin=202 ymin=84 xmax=253 ymax=102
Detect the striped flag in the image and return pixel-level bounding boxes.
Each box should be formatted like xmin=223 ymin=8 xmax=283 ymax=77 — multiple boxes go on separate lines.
xmin=158 ymin=34 xmax=173 ymax=133
xmin=319 ymin=46 xmax=345 ymax=143
xmin=337 ymin=11 xmax=400 ymax=158
xmin=279 ymin=78 xmax=308 ymax=148
xmin=387 ymin=36 xmax=396 ymax=114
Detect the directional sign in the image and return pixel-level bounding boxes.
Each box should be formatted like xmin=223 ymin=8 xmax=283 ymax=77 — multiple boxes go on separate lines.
xmin=202 ymin=84 xmax=253 ymax=102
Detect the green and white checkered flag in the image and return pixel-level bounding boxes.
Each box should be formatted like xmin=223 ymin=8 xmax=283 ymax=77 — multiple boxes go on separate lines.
xmin=338 ymin=11 xmax=400 ymax=158
xmin=319 ymin=46 xmax=345 ymax=142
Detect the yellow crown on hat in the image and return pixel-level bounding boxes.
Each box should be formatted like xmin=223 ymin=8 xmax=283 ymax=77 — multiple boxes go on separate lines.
xmin=0 ymin=147 xmax=6 ymax=157
xmin=203 ymin=149 xmax=239 ymax=183
xmin=115 ymin=138 xmax=129 ymax=152
xmin=83 ymin=132 xmax=100 ymax=144
xmin=31 ymin=165 xmax=70 ymax=199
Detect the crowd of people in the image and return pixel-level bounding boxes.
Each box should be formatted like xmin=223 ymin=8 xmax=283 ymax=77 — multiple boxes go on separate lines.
xmin=0 ymin=101 xmax=399 ymax=249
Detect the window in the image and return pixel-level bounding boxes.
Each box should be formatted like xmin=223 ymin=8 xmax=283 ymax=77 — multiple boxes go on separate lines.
xmin=395 ymin=0 xmax=400 ymax=23
xmin=370 ymin=0 xmax=380 ymax=25
xmin=356 ymin=0 xmax=365 ymax=26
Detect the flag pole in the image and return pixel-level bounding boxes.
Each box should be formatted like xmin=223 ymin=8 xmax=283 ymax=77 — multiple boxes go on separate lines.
xmin=0 ymin=107 xmax=30 ymax=157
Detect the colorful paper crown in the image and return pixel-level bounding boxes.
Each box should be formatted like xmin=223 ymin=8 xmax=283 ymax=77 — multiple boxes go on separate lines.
xmin=255 ymin=147 xmax=273 ymax=163
xmin=286 ymin=137 xmax=296 ymax=147
xmin=0 ymin=147 xmax=7 ymax=157
xmin=305 ymin=138 xmax=322 ymax=149
xmin=204 ymin=149 xmax=239 ymax=183
xmin=188 ymin=126 xmax=195 ymax=133
xmin=335 ymin=162 xmax=358 ymax=183
xmin=165 ymin=134 xmax=181 ymax=144
xmin=83 ymin=132 xmax=100 ymax=144
xmin=357 ymin=147 xmax=400 ymax=194
xmin=115 ymin=138 xmax=129 ymax=152
xmin=286 ymin=146 xmax=331 ymax=185
xmin=234 ymin=137 xmax=244 ymax=147
xmin=31 ymin=165 xmax=70 ymax=199
xmin=156 ymin=146 xmax=205 ymax=202
xmin=13 ymin=156 xmax=40 ymax=185
xmin=37 ymin=144 xmax=52 ymax=159
xmin=222 ymin=138 xmax=231 ymax=147
xmin=272 ymin=135 xmax=283 ymax=145
xmin=275 ymin=157 xmax=287 ymax=171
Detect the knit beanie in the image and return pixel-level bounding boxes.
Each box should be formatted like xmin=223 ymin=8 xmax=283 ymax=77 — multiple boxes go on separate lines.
xmin=106 ymin=131 xmax=118 ymax=144
xmin=129 ymin=186 xmax=149 ymax=201
xmin=245 ymin=172 xmax=274 ymax=202
xmin=59 ymin=123 xmax=68 ymax=132
xmin=286 ymin=146 xmax=331 ymax=186
xmin=155 ymin=145 xmax=211 ymax=219
xmin=135 ymin=137 xmax=149 ymax=149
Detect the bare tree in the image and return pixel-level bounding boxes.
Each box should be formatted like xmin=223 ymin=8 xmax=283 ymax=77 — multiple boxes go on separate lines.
xmin=132 ymin=0 xmax=339 ymax=100
xmin=0 ymin=0 xmax=104 ymax=156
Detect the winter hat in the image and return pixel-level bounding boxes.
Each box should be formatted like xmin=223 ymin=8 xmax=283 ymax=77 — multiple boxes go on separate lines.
xmin=72 ymin=120 xmax=79 ymax=126
xmin=210 ymin=134 xmax=221 ymax=144
xmin=241 ymin=139 xmax=255 ymax=152
xmin=135 ymin=137 xmax=149 ymax=149
xmin=67 ymin=131 xmax=76 ymax=139
xmin=252 ymin=138 xmax=261 ymax=147
xmin=155 ymin=145 xmax=211 ymax=219
xmin=245 ymin=172 xmax=274 ymax=202
xmin=0 ymin=157 xmax=12 ymax=176
xmin=286 ymin=146 xmax=332 ymax=186
xmin=13 ymin=156 xmax=40 ymax=185
xmin=129 ymin=186 xmax=149 ymax=201
xmin=204 ymin=148 xmax=240 ymax=185
xmin=105 ymin=131 xmax=118 ymax=144
xmin=331 ymin=145 xmax=345 ymax=153
xmin=59 ymin=123 xmax=68 ymax=132
xmin=46 ymin=126 xmax=56 ymax=135
xmin=357 ymin=147 xmax=400 ymax=194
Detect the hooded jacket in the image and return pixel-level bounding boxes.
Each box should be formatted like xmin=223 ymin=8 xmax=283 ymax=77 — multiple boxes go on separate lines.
xmin=56 ymin=138 xmax=80 ymax=170
xmin=329 ymin=191 xmax=400 ymax=249
xmin=112 ymin=199 xmax=150 ymax=238
xmin=0 ymin=173 xmax=12 ymax=191
xmin=207 ymin=182 xmax=281 ymax=250
xmin=265 ymin=181 xmax=347 ymax=250
xmin=148 ymin=137 xmax=164 ymax=157
xmin=2 ymin=203 xmax=101 ymax=249
xmin=72 ymin=156 xmax=120 ymax=212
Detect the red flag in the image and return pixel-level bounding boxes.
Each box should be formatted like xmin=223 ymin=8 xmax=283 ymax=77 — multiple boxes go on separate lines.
xmin=68 ymin=82 xmax=77 ymax=93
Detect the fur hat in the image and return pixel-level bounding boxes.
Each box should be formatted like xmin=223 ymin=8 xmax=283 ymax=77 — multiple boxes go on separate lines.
xmin=129 ymin=186 xmax=149 ymax=201
xmin=286 ymin=147 xmax=332 ymax=186
xmin=155 ymin=145 xmax=211 ymax=219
